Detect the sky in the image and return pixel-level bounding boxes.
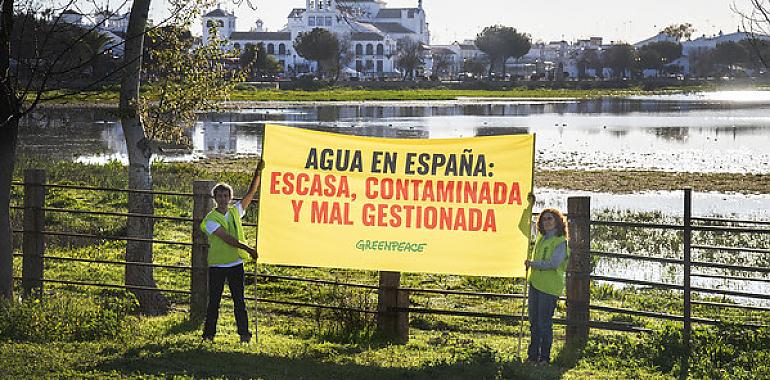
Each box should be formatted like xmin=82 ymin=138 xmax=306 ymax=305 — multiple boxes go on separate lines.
xmin=159 ymin=0 xmax=747 ymax=44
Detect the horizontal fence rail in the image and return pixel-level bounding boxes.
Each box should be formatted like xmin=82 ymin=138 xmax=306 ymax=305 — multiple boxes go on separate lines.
xmin=692 ymin=216 xmax=770 ymax=226
xmin=41 ymin=207 xmax=195 ymax=223
xmin=40 ymin=183 xmax=194 ymax=197
xmin=11 ymin=180 xmax=250 ymax=200
xmin=691 ymin=225 xmax=770 ymax=234
xmin=692 ymin=244 xmax=770 ymax=255
xmin=691 ymin=300 xmax=770 ymax=313
xmin=38 ymin=230 xmax=195 ymax=246
xmin=590 ymin=220 xmax=684 ymax=230
xmin=593 ymin=251 xmax=770 ymax=274
xmin=13 ymin=276 xmax=193 ymax=295
xmin=691 ymin=272 xmax=770 ymax=284
xmin=591 ymin=274 xmax=770 ymax=300
xmin=250 ymin=272 xmax=380 ymax=290
xmin=592 ymin=251 xmax=682 ymax=265
xmin=590 ymin=304 xmax=768 ymax=329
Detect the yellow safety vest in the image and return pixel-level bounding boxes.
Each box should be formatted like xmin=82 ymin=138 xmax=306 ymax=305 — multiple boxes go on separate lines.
xmin=529 ymin=234 xmax=570 ymax=296
xmin=200 ymin=205 xmax=249 ymax=266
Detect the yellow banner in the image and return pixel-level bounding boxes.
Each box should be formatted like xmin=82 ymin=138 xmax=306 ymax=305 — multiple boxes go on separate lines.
xmin=257 ymin=124 xmax=534 ymax=277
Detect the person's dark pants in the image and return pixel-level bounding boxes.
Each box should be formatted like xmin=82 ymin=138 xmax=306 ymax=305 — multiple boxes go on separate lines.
xmin=527 ymin=284 xmax=558 ymax=363
xmin=203 ymin=264 xmax=251 ymax=341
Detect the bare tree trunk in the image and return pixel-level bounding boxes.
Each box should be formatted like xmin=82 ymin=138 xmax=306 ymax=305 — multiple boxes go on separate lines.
xmin=119 ymin=0 xmax=168 ymax=315
xmin=0 ymin=118 xmax=17 ymax=301
xmin=0 ymin=0 xmax=19 ymax=301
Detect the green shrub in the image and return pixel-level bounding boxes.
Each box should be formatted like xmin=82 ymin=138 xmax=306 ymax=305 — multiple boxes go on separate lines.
xmin=582 ymin=323 xmax=770 ymax=379
xmin=233 ymin=83 xmax=257 ymax=91
xmin=309 ymin=286 xmax=376 ymax=344
xmin=0 ymin=291 xmax=138 ymax=343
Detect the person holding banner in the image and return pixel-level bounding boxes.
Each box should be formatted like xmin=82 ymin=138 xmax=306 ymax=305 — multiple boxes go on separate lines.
xmin=525 ymin=208 xmax=570 ymax=364
xmin=200 ymin=166 xmax=261 ymax=343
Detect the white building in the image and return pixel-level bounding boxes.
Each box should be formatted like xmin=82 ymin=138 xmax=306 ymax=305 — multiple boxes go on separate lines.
xmin=59 ymin=9 xmax=127 ymax=58
xmin=428 ymin=45 xmax=460 ymax=78
xmin=635 ymin=31 xmax=770 ymax=77
xmin=201 ymin=0 xmax=430 ymax=78
xmin=61 ymin=10 xmax=84 ymax=25
xmin=94 ymin=10 xmax=129 ymax=33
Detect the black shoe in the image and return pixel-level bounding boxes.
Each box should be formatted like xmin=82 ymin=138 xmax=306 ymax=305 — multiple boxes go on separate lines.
xmin=202 ymin=335 xmax=214 ymax=342
xmin=239 ymin=335 xmax=251 ymax=344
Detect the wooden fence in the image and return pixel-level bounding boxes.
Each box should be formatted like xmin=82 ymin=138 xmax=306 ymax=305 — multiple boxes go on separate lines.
xmin=9 ymin=170 xmax=770 ymax=371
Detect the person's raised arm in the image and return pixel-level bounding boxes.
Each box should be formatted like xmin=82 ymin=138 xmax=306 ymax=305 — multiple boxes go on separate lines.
xmin=241 ymin=165 xmax=262 ymax=209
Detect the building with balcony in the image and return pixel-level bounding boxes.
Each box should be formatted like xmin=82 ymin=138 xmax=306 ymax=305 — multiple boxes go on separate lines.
xmin=201 ymin=0 xmax=430 ymax=78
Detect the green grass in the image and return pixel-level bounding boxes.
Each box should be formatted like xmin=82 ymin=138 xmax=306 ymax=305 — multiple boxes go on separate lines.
xmin=227 ymin=87 xmax=674 ymax=102
xmin=4 ymin=159 xmax=770 ymax=379
xmin=35 ymin=85 xmax=707 ymax=105
xmin=539 ymin=170 xmax=770 ymax=194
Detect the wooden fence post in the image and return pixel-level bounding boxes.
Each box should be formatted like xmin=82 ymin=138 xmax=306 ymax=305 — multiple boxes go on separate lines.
xmin=377 ymin=271 xmax=409 ymax=343
xmin=192 ymin=180 xmax=215 ymax=320
xmin=566 ymin=196 xmax=590 ymax=347
xmin=22 ymin=169 xmax=46 ymax=299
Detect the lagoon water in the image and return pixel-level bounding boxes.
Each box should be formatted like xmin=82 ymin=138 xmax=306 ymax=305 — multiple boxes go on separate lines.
xmin=22 ymin=90 xmax=770 ymax=174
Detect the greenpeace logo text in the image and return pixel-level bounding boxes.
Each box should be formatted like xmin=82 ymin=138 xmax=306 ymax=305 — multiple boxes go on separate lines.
xmin=356 ymin=240 xmax=427 ymax=253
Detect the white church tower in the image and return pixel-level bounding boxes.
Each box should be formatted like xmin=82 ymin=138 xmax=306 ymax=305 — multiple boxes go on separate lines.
xmin=304 ymin=0 xmax=338 ymax=31
xmin=201 ymin=7 xmax=236 ymax=45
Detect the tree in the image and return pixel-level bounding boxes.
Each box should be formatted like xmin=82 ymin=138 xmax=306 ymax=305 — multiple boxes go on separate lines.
xmin=119 ymin=0 xmax=169 ymax=315
xmin=638 ymin=41 xmax=682 ymax=75
xmin=140 ymin=19 xmax=243 ymax=148
xmin=662 ymin=23 xmax=696 ymax=40
xmin=644 ymin=41 xmax=682 ymax=64
xmin=120 ymin=0 xmax=244 ymax=314
xmin=395 ymin=38 xmax=423 ymax=80
xmin=431 ymin=52 xmax=452 ymax=79
xmin=294 ymin=28 xmax=339 ymax=77
xmin=1 ymin=0 xmax=138 ymax=300
xmin=0 ymin=0 xmax=21 ymax=301
xmin=501 ymin=28 xmax=531 ymax=76
xmin=475 ymin=25 xmax=531 ymax=76
xmin=323 ymin=35 xmax=353 ymax=82
xmin=688 ymin=48 xmax=716 ymax=78
xmin=734 ymin=1 xmax=770 ymax=71
xmin=638 ymin=48 xmax=663 ymax=74
xmin=712 ymin=41 xmax=750 ymax=74
xmin=240 ymin=43 xmax=258 ymax=78
xmin=241 ymin=43 xmax=281 ymax=80
xmin=602 ymin=44 xmax=635 ymax=79
xmin=8 ymin=12 xmax=118 ymax=86
xmin=0 ymin=0 xmax=235 ymax=308
xmin=143 ymin=25 xmax=194 ymax=78
xmin=740 ymin=39 xmax=770 ymax=72
xmin=462 ymin=58 xmax=487 ymax=79
xmin=475 ymin=26 xmax=505 ymax=75
xmin=577 ymin=49 xmax=602 ymax=79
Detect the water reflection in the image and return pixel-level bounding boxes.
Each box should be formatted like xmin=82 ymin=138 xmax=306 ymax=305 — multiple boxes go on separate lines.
xmin=18 ymin=93 xmax=770 ymax=172
xmin=652 ymin=127 xmax=689 ymax=142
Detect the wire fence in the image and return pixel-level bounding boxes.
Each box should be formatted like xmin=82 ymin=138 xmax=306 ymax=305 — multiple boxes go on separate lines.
xmin=9 ymin=174 xmax=770 ymax=342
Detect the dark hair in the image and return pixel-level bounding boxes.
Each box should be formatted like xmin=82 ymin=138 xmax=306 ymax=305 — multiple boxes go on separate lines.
xmin=536 ymin=208 xmax=568 ymax=238
xmin=211 ymin=183 xmax=233 ymax=198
